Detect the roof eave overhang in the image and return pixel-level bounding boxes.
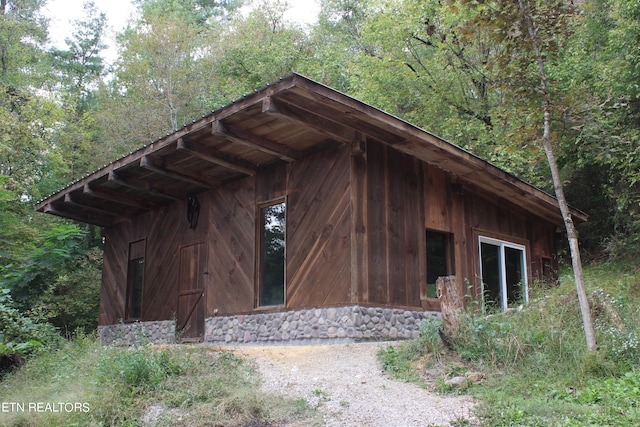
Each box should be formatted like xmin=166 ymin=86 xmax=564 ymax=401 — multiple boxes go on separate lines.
xmin=35 ymin=73 xmax=587 ymax=228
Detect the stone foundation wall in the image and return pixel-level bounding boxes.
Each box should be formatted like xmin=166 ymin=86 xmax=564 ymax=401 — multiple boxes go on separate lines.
xmin=205 ymin=306 xmax=440 ymax=343
xmin=97 ymin=306 xmax=440 ymax=345
xmin=98 ymin=320 xmax=176 ymax=346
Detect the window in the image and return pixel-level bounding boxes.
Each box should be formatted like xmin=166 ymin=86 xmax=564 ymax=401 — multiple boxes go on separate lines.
xmin=126 ymin=239 xmax=146 ymax=320
xmin=258 ymin=201 xmax=286 ymax=306
xmin=426 ymin=230 xmax=453 ymax=298
xmin=479 ymin=236 xmax=528 ymax=311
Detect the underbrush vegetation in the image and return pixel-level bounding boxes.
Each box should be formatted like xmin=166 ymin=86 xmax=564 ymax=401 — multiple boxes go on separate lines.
xmin=0 ymin=334 xmax=316 ymax=427
xmin=379 ymin=262 xmax=640 ymax=426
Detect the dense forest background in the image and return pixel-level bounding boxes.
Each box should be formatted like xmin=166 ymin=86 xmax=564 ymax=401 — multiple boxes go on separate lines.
xmin=2 ymin=0 xmax=639 ymax=359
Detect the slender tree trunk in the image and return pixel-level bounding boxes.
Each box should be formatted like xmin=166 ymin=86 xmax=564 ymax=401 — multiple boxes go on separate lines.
xmin=519 ymin=0 xmax=597 ymax=352
xmin=0 ymin=0 xmax=8 ymax=85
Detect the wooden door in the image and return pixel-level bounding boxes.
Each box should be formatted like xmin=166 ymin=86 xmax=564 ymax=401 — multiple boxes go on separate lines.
xmin=177 ymin=243 xmax=206 ymax=342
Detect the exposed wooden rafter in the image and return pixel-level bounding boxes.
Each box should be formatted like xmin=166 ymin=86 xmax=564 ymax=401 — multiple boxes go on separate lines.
xmin=140 ymin=155 xmax=214 ymax=189
xmin=212 ymin=120 xmax=301 ymax=162
xmin=64 ymin=193 xmax=130 ymax=218
xmin=176 ymin=138 xmax=257 ymax=176
xmin=44 ymin=203 xmax=121 ymax=227
xmin=108 ymin=171 xmax=182 ymax=201
xmin=262 ymin=97 xmax=355 ymax=144
xmin=276 ymin=87 xmax=409 ymax=146
xmin=83 ymin=184 xmax=159 ymax=210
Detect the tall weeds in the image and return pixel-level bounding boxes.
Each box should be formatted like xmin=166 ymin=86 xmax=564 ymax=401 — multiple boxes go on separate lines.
xmin=380 ymin=262 xmax=640 ymax=425
xmin=0 ymin=335 xmax=316 ymax=427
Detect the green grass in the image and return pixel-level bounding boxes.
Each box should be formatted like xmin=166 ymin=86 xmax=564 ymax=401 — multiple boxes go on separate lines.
xmin=379 ymin=261 xmax=640 ymax=426
xmin=0 ymin=333 xmax=317 ymax=427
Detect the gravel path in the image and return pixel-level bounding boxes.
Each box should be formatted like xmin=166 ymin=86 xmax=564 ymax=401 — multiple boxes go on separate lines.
xmin=234 ymin=341 xmax=476 ymax=427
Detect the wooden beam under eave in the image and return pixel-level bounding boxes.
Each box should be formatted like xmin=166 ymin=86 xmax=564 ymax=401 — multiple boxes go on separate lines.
xmin=273 ymin=89 xmax=407 ymax=146
xmin=83 ymin=184 xmax=159 ymax=210
xmin=262 ymin=96 xmax=355 ymax=144
xmin=64 ymin=193 xmax=129 ymax=217
xmin=176 ymin=138 xmax=257 ymax=176
xmin=212 ymin=120 xmax=301 ymax=162
xmin=44 ymin=203 xmax=118 ymax=227
xmin=140 ymin=155 xmax=214 ymax=189
xmin=108 ymin=171 xmax=182 ymax=201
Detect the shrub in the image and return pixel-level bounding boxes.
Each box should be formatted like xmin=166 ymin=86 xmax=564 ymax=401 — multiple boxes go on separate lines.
xmin=1 ymin=224 xmax=102 ymax=334
xmin=0 ymin=287 xmax=59 ymax=374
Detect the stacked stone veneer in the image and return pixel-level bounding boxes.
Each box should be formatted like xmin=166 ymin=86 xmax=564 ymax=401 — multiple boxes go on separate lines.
xmin=98 ymin=320 xmax=176 ymax=346
xmin=97 ymin=306 xmax=440 ymax=345
xmin=206 ymin=306 xmax=440 ymax=343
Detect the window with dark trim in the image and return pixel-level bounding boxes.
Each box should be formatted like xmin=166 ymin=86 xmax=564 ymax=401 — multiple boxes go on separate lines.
xmin=426 ymin=230 xmax=453 ymax=299
xmin=126 ymin=239 xmax=145 ymax=320
xmin=258 ymin=201 xmax=286 ymax=306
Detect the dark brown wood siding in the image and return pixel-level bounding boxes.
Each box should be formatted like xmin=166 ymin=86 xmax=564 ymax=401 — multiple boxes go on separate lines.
xmin=99 ymin=198 xmax=209 ymax=325
xmin=360 ymin=140 xmax=425 ymax=308
xmin=98 ymin=138 xmax=561 ymax=326
xmin=99 ymin=226 xmax=127 ymax=325
xmin=99 ymin=214 xmax=150 ymax=325
xmin=463 ymin=185 xmax=558 ymax=300
xmin=206 ymin=178 xmax=256 ymax=316
xmin=99 ymin=145 xmax=354 ymax=325
xmin=142 ymin=206 xmax=180 ymax=320
xmin=286 ymin=145 xmax=352 ymax=308
xmin=419 ymin=160 xmax=558 ymax=304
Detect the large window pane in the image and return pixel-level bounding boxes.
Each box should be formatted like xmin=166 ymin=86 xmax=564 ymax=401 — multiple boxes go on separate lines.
xmin=480 ymin=242 xmax=501 ymax=308
xmin=259 ymin=202 xmax=286 ymax=306
xmin=505 ymin=246 xmax=525 ymax=305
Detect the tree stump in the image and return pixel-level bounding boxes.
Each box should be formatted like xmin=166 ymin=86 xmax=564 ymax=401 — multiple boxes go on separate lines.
xmin=437 ymin=275 xmax=463 ymax=347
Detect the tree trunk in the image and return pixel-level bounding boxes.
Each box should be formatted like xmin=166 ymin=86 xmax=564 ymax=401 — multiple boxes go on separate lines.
xmin=437 ymin=275 xmax=463 ymax=347
xmin=0 ymin=0 xmax=8 ymax=86
xmin=519 ymin=0 xmax=597 ymax=352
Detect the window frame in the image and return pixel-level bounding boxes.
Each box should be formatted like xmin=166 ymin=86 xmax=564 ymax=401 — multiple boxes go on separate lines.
xmin=478 ymin=235 xmax=528 ymax=311
xmin=425 ymin=229 xmax=455 ymax=300
xmin=126 ymin=239 xmax=146 ymax=321
xmin=256 ymin=198 xmax=287 ymax=308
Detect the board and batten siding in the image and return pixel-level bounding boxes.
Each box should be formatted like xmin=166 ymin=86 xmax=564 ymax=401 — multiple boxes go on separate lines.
xmin=98 ymin=139 xmax=559 ymax=326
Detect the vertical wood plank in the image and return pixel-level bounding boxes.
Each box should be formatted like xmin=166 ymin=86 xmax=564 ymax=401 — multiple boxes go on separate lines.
xmin=386 ymin=145 xmax=402 ymax=305
xmin=403 ymin=155 xmax=423 ymax=307
xmin=350 ymin=138 xmax=368 ymax=304
xmin=366 ymin=141 xmax=388 ymax=304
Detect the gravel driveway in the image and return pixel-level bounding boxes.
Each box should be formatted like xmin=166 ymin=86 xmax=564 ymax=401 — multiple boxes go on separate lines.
xmin=234 ymin=341 xmax=476 ymax=426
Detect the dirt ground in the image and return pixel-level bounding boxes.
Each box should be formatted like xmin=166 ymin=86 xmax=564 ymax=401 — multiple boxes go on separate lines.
xmin=234 ymin=341 xmax=476 ymax=427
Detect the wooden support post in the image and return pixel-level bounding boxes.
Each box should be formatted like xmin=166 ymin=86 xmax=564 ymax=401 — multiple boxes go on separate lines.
xmin=437 ymin=275 xmax=463 ymax=346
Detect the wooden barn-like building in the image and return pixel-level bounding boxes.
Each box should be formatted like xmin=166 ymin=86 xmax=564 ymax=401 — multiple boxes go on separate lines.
xmin=36 ymin=74 xmax=587 ymax=344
